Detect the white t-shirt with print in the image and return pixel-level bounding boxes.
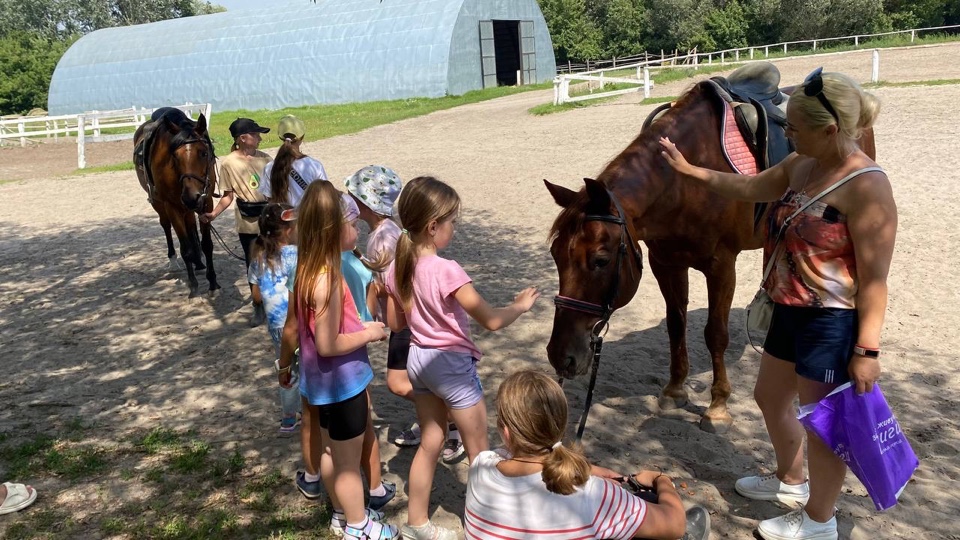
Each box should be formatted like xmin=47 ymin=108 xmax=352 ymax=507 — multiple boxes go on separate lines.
xmin=464 ymin=450 xmax=647 ymax=539
xmin=259 ymin=156 xmax=327 ymax=206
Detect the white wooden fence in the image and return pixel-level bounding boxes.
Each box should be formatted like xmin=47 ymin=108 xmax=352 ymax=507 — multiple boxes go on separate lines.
xmin=0 ymin=102 xmax=212 ymax=169
xmin=553 ymin=23 xmax=959 ymax=105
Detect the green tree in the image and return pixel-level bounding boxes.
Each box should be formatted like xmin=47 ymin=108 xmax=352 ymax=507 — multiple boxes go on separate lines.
xmin=643 ymin=0 xmax=719 ymax=52
xmin=706 ymin=0 xmax=750 ymax=50
xmin=586 ymin=0 xmax=648 ymax=57
xmin=0 ymin=0 xmax=223 ymax=115
xmin=538 ymin=0 xmax=603 ymax=62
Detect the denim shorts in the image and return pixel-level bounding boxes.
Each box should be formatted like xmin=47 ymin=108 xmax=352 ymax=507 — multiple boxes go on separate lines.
xmin=407 ymin=345 xmax=483 ymax=410
xmin=764 ymin=303 xmax=858 ymax=384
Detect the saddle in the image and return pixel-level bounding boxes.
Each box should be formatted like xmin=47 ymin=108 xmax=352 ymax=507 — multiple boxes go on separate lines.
xmin=135 ymin=107 xmax=191 ymax=205
xmin=642 ymin=62 xmax=795 ymax=229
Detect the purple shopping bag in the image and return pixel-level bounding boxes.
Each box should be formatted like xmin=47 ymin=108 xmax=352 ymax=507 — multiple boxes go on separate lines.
xmin=798 ymin=382 xmax=919 ymax=511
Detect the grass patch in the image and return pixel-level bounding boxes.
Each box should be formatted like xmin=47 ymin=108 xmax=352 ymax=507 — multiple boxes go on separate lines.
xmin=72 ymin=161 xmax=135 ymax=175
xmin=170 ymin=440 xmax=210 ymax=473
xmin=865 ymin=78 xmax=960 ymax=88
xmin=135 ymin=426 xmax=184 ymax=454
xmin=206 ymin=82 xmax=551 ymax=152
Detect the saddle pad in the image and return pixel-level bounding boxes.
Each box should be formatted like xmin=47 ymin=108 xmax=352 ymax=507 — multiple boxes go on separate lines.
xmin=721 ymin=101 xmax=759 ymax=176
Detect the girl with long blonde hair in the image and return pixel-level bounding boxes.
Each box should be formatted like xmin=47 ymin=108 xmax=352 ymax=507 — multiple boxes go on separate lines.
xmin=284 ymin=180 xmax=398 ymax=540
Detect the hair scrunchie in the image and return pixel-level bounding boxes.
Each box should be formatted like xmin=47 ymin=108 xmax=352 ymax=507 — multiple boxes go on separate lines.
xmin=551 ymin=441 xmax=563 ymax=451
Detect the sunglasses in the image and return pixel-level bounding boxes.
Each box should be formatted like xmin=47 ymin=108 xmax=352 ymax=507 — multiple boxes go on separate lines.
xmin=802 ymin=67 xmax=840 ymax=124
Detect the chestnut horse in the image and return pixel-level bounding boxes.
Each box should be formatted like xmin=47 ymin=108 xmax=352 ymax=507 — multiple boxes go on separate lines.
xmin=545 ymin=80 xmax=875 ymax=433
xmin=134 ymin=109 xmax=220 ymax=297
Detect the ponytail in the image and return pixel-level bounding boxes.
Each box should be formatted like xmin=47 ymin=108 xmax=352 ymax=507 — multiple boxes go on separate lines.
xmin=393 ymin=228 xmax=417 ymax=310
xmin=269 ymin=137 xmax=305 ymax=205
xmin=540 ymin=442 xmax=592 ymax=495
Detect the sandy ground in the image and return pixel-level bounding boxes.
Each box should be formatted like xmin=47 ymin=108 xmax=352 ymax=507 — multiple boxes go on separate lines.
xmin=1 ymin=44 xmax=959 ymax=539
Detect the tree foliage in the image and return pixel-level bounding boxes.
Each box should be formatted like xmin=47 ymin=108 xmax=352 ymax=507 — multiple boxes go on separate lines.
xmin=0 ymin=0 xmax=223 ymax=115
xmin=536 ymin=0 xmax=960 ymax=61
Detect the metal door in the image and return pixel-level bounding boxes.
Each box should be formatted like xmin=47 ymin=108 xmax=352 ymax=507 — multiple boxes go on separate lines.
xmin=479 ymin=20 xmax=497 ymax=89
xmin=520 ymin=20 xmax=536 ymax=85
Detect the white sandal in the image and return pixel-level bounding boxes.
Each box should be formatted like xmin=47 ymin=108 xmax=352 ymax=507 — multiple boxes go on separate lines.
xmin=0 ymin=482 xmax=38 ymax=515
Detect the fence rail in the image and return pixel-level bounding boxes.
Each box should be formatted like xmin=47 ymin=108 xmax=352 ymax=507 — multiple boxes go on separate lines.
xmin=0 ymin=103 xmax=212 ymax=169
xmin=555 ymin=23 xmax=960 ymax=76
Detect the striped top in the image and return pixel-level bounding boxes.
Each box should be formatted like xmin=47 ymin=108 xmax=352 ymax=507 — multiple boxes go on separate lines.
xmin=464 ymin=451 xmax=647 ymax=540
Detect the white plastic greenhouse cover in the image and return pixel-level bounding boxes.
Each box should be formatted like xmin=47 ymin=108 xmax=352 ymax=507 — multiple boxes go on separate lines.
xmin=48 ymin=0 xmax=556 ymax=115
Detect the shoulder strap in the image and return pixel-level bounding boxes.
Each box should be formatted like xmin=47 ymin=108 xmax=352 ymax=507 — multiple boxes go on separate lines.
xmin=760 ymin=166 xmax=883 ymax=286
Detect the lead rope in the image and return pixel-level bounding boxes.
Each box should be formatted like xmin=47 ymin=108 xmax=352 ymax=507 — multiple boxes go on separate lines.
xmin=208 ymin=222 xmax=246 ymax=262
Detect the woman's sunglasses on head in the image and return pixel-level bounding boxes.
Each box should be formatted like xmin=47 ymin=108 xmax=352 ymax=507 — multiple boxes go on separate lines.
xmin=803 ymin=67 xmax=840 ymax=124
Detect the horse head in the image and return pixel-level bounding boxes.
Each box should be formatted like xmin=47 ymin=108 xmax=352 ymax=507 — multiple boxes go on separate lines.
xmin=544 ymin=177 xmax=643 ymax=378
xmin=164 ymin=113 xmax=215 ymax=212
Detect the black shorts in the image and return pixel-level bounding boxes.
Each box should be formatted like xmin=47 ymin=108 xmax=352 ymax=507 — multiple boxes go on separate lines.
xmin=387 ymin=328 xmax=412 ymax=371
xmin=317 ymin=390 xmax=368 ymax=441
xmin=764 ymin=304 xmax=858 ymax=385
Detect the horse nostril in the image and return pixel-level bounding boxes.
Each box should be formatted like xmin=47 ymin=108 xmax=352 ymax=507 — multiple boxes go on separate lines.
xmin=565 ymin=356 xmax=577 ymax=374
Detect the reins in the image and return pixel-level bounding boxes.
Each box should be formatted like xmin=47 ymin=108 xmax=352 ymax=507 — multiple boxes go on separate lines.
xmin=554 ymin=188 xmax=643 ymax=442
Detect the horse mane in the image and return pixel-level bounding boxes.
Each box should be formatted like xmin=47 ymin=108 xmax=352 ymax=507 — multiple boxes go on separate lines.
xmin=548 ymin=82 xmax=713 ymax=243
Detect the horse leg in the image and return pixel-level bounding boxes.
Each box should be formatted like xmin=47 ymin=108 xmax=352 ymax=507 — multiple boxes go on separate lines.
xmin=699 ymin=255 xmax=737 ymax=433
xmin=169 ymin=210 xmax=200 ymax=297
xmin=185 ymin=215 xmax=206 ymax=270
xmin=158 ymin=209 xmax=181 ymax=271
xmin=649 ymin=252 xmax=690 ymax=410
xmin=198 ymin=219 xmax=220 ymax=293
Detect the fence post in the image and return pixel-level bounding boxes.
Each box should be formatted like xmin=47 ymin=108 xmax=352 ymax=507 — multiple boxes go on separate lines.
xmin=765 ymin=45 xmax=769 ymax=57
xmin=77 ymin=115 xmax=86 ymax=169
xmin=813 ymin=40 xmax=817 ymax=51
xmin=553 ymin=77 xmax=561 ymax=106
xmin=855 ymin=36 xmax=859 ymax=47
xmin=708 ymin=54 xmax=713 ymax=65
xmin=694 ymin=53 xmax=699 ymax=69
xmin=92 ymin=111 xmax=100 ymax=139
xmin=721 ymin=51 xmax=725 ymax=65
xmin=204 ymin=103 xmax=212 ymax=121
xmin=872 ymin=49 xmax=880 ymax=83
xmin=643 ymin=67 xmax=651 ymax=99
xmin=561 ymin=77 xmax=570 ymax=104
xmin=18 ymin=120 xmax=26 ymax=147
xmin=599 ymin=71 xmax=605 ymax=89
xmin=911 ymin=30 xmax=916 ymax=42
xmin=613 ymin=56 xmax=617 ymax=68
xmin=735 ymin=50 xmax=740 ymax=61
xmin=750 ymin=47 xmax=754 ymax=59
xmin=783 ymin=43 xmax=788 ymax=54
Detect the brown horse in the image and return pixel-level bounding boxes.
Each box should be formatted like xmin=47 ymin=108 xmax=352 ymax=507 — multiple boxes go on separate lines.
xmin=134 ymin=109 xmax=220 ymax=297
xmin=545 ymin=80 xmax=875 ymax=433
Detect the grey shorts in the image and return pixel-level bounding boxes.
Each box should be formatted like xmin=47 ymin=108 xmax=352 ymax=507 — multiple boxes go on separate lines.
xmin=407 ymin=345 xmax=483 ymax=410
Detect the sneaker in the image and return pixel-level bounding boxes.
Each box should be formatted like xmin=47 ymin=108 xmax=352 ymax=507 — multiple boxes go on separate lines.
xmin=368 ymin=480 xmax=397 ymax=511
xmin=682 ymin=504 xmax=711 ymax=540
xmin=758 ymin=508 xmax=837 ymax=540
xmin=400 ymin=520 xmax=457 ymax=540
xmin=394 ymin=423 xmax=421 ymax=447
xmin=331 ymin=508 xmax=389 ymax=538
xmin=279 ymin=415 xmax=300 ymax=434
xmin=295 ymin=470 xmax=323 ymax=500
xmin=735 ymin=473 xmax=810 ymax=505
xmin=441 ymin=428 xmax=464 ymax=464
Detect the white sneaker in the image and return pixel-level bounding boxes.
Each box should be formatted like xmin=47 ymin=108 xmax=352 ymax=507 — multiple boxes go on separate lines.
xmin=400 ymin=520 xmax=457 ymax=540
xmin=735 ymin=473 xmax=810 ymax=505
xmin=758 ymin=508 xmax=837 ymax=540
xmin=331 ymin=508 xmax=386 ymax=537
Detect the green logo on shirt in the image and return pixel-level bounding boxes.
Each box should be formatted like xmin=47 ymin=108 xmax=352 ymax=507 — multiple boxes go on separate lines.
xmin=250 ymin=172 xmax=260 ymax=189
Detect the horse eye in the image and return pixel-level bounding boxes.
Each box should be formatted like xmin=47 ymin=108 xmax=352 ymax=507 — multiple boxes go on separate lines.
xmin=593 ymin=258 xmax=610 ymax=269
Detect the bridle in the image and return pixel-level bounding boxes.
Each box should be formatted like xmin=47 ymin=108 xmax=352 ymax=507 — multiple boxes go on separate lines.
xmin=175 ymin=137 xmax=215 ymax=211
xmin=553 ymin=187 xmax=643 ymax=442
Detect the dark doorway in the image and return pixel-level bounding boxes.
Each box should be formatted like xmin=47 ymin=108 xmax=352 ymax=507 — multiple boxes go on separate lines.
xmin=492 ymin=20 xmax=521 ymax=86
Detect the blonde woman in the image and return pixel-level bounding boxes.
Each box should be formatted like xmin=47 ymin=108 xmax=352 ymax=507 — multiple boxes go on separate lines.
xmin=660 ymin=68 xmax=897 ymax=540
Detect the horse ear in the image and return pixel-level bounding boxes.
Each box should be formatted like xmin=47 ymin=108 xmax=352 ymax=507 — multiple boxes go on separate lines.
xmin=583 ymin=178 xmax=610 ymax=212
xmin=163 ymin=113 xmax=181 ymax=134
xmin=196 ymin=114 xmax=208 ymax=134
xmin=544 ymin=179 xmax=578 ymax=208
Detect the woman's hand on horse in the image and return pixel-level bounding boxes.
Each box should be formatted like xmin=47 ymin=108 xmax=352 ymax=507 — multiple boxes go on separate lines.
xmin=659 ymin=137 xmax=697 ymax=177
xmin=848 ymin=354 xmax=881 ymax=395
xmin=514 ymin=286 xmax=540 ymax=312
xmin=362 ymin=321 xmax=388 ymax=343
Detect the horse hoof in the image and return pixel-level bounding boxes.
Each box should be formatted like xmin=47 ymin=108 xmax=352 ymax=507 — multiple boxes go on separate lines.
xmin=194 ymin=262 xmax=206 ymax=270
xmin=208 ymin=288 xmax=220 ymax=298
xmin=188 ymin=288 xmax=200 ymax=298
xmin=168 ymin=257 xmax=182 ymax=271
xmin=658 ymin=393 xmax=688 ymax=411
xmin=699 ymin=414 xmax=733 ymax=434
